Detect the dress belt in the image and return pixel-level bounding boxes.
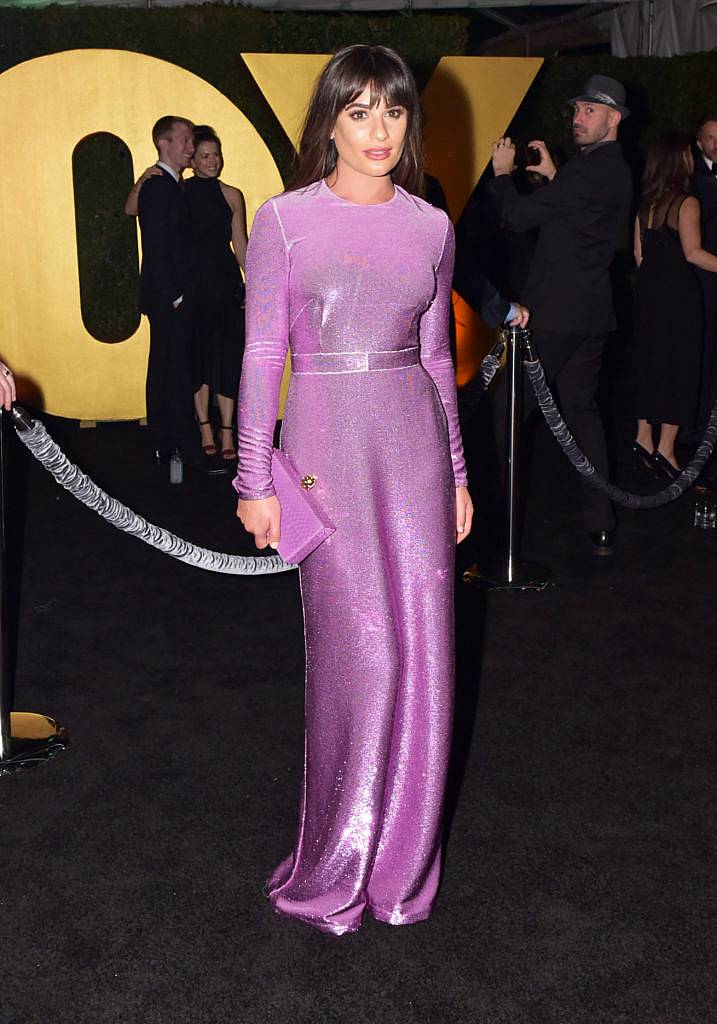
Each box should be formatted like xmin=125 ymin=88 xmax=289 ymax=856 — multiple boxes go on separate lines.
xmin=291 ymin=347 xmax=420 ymax=374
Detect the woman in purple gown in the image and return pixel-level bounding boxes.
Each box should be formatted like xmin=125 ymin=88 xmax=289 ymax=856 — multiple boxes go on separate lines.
xmin=234 ymin=45 xmax=473 ymax=935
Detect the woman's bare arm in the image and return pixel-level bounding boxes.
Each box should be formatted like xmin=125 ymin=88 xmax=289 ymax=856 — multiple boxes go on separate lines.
xmin=633 ymin=214 xmax=643 ymax=267
xmin=679 ymin=196 xmax=717 ymax=272
xmin=220 ymin=182 xmax=248 ymax=271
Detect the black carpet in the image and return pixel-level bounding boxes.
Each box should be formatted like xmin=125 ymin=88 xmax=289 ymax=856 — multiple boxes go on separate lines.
xmin=1 ymin=389 xmax=715 ymax=1024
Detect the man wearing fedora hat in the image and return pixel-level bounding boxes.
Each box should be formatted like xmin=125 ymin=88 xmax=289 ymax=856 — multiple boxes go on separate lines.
xmin=488 ymin=74 xmax=632 ymax=555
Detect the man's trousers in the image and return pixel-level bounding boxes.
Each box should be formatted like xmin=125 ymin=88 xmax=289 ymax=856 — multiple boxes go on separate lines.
xmin=145 ymin=296 xmax=196 ymax=454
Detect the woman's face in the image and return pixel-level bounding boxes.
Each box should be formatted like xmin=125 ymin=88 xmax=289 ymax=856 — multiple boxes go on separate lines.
xmin=330 ymin=85 xmax=408 ymax=181
xmin=192 ymin=141 xmax=222 ymax=178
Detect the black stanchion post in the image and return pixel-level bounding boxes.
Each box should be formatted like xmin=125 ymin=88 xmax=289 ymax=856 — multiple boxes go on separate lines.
xmin=464 ymin=327 xmax=552 ymax=591
xmin=0 ymin=406 xmax=68 ymax=778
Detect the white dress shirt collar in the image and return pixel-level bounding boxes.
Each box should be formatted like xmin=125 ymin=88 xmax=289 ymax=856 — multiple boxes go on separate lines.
xmin=156 ymin=161 xmax=180 ymax=182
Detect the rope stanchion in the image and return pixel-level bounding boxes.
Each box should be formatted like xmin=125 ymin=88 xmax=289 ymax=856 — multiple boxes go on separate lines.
xmin=464 ymin=327 xmax=552 ymax=591
xmin=1 ymin=408 xmax=68 ymax=778
xmin=522 ymin=336 xmax=717 ymax=509
xmin=464 ymin=327 xmax=717 ymax=591
xmin=11 ymin=407 xmax=296 ymax=577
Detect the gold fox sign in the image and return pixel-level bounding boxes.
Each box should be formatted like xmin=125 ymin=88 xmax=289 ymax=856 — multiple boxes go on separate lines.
xmin=0 ymin=50 xmax=541 ymax=419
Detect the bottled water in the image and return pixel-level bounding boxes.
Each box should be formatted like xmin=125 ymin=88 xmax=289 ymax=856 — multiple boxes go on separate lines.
xmin=169 ymin=451 xmax=183 ymax=485
xmin=693 ymin=497 xmax=716 ymax=529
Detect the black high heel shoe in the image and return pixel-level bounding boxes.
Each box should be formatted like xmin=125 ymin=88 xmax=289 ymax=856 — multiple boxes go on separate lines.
xmin=630 ymin=441 xmax=654 ymax=471
xmin=651 ymin=451 xmax=680 ymax=480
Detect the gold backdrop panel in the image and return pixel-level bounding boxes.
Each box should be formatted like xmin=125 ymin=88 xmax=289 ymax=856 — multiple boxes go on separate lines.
xmin=422 ymin=56 xmax=543 ymax=222
xmin=422 ymin=57 xmax=543 ymax=379
xmin=242 ymin=53 xmax=332 ymax=149
xmin=0 ymin=49 xmax=282 ymax=421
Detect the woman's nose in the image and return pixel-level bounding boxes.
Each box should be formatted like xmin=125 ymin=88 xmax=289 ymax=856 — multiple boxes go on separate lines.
xmin=371 ymin=118 xmax=387 ymax=141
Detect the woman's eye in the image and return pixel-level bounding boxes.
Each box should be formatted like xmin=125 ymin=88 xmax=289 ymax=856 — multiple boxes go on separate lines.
xmin=386 ymin=109 xmax=404 ymax=119
xmin=350 ymin=110 xmax=367 ymax=120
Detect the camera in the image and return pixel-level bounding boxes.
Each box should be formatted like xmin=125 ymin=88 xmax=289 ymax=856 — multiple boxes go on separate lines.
xmin=515 ymin=142 xmax=541 ymax=169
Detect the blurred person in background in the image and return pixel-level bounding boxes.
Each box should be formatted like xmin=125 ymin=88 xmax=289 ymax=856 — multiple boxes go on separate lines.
xmin=488 ymin=76 xmax=632 ymax=555
xmin=127 ymin=125 xmax=247 ymax=467
xmin=632 ymin=132 xmax=717 ymax=479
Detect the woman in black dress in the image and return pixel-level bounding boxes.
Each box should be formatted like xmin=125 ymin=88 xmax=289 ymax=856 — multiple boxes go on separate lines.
xmin=632 ymin=132 xmax=717 ymax=477
xmin=126 ymin=125 xmax=247 ymax=461
xmin=186 ymin=126 xmax=247 ymax=460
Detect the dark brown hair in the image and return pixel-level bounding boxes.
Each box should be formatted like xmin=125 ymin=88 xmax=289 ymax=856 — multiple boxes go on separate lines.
xmin=193 ymin=124 xmax=221 ymax=150
xmin=639 ymin=131 xmax=692 ymax=215
xmin=289 ymin=45 xmax=424 ymax=196
xmin=151 ymin=115 xmax=194 ymax=150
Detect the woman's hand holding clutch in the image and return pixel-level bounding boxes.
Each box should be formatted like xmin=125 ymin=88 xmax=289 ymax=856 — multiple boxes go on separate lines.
xmin=237 ymin=496 xmax=282 ymax=550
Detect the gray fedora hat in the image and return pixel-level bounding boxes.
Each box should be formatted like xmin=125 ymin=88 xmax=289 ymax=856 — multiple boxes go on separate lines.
xmin=569 ymin=74 xmax=630 ymax=120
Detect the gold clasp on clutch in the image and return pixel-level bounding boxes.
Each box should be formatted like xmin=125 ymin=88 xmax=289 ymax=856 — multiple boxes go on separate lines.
xmin=300 ymin=474 xmax=317 ymax=490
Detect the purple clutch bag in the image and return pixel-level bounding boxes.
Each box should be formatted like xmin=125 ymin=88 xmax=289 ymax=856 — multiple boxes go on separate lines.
xmin=271 ymin=448 xmax=335 ymax=564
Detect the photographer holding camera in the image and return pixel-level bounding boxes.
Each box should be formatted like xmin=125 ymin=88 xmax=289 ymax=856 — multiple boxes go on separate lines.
xmin=488 ymin=76 xmax=633 ymax=555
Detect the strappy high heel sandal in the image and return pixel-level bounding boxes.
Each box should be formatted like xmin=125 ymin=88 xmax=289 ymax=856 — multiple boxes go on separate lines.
xmin=197 ymin=420 xmax=217 ymax=457
xmin=219 ymin=424 xmax=236 ymax=461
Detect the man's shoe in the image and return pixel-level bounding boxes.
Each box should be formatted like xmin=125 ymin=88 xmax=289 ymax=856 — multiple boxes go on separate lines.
xmin=205 ymin=457 xmax=228 ymax=477
xmin=590 ymin=530 xmax=615 ymax=556
xmin=180 ymin=447 xmax=227 ymax=476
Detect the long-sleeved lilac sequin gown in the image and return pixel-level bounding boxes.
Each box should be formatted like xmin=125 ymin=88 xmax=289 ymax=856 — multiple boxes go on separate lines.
xmin=234 ymin=180 xmax=467 ymax=935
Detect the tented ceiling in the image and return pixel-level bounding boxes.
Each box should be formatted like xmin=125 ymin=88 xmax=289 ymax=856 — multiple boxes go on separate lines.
xmin=2 ymin=1 xmax=716 ymax=57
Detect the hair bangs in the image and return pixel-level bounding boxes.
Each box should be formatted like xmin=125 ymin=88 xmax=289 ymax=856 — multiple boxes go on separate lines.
xmin=338 ymin=60 xmax=414 ymax=116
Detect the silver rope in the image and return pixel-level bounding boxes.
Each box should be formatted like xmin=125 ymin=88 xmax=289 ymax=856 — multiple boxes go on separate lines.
xmin=523 ymin=354 xmax=717 ymax=509
xmin=13 ymin=413 xmax=296 ymax=576
xmin=478 ymin=338 xmax=506 ymax=391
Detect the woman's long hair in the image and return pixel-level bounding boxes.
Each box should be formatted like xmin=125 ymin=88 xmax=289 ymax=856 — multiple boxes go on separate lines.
xmin=639 ymin=131 xmax=692 ymax=215
xmin=290 ymin=44 xmax=424 ymax=196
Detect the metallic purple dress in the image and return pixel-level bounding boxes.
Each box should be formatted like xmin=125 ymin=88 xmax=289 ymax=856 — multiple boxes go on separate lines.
xmin=234 ymin=180 xmax=467 ymax=935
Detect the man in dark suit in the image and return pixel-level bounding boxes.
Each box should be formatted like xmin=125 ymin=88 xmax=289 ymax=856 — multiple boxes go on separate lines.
xmin=424 ymin=173 xmax=529 ymax=332
xmin=488 ymin=75 xmax=633 ymax=554
xmin=693 ymin=115 xmax=717 ymax=435
xmin=138 ymin=115 xmax=199 ymax=473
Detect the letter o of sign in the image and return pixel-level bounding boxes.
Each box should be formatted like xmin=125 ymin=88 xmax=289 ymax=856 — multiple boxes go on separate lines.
xmin=0 ymin=49 xmax=283 ymax=420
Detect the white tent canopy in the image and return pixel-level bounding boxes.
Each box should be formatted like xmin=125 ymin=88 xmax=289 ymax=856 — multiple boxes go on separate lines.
xmin=611 ymin=0 xmax=717 ymax=56
xmin=1 ymin=0 xmax=715 ymax=57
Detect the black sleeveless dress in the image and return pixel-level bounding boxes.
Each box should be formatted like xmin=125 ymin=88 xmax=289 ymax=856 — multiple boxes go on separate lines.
xmin=633 ymin=194 xmax=703 ymax=425
xmin=185 ymin=176 xmax=245 ymax=397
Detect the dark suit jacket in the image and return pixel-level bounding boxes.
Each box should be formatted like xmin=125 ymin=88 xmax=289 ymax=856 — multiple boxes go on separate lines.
xmin=453 ymin=258 xmax=511 ymax=328
xmin=488 ymin=141 xmax=632 ymax=334
xmin=693 ymin=155 xmax=717 ymax=255
xmin=138 ymin=168 xmax=198 ymax=315
xmin=425 ymin=172 xmax=511 ymax=328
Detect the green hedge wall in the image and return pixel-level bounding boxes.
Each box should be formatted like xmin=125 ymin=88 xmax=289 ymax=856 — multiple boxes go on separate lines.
xmin=511 ymin=52 xmax=717 ymax=162
xmin=1 ymin=4 xmax=469 ymax=181
xmin=3 ymin=5 xmax=717 ymax=339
